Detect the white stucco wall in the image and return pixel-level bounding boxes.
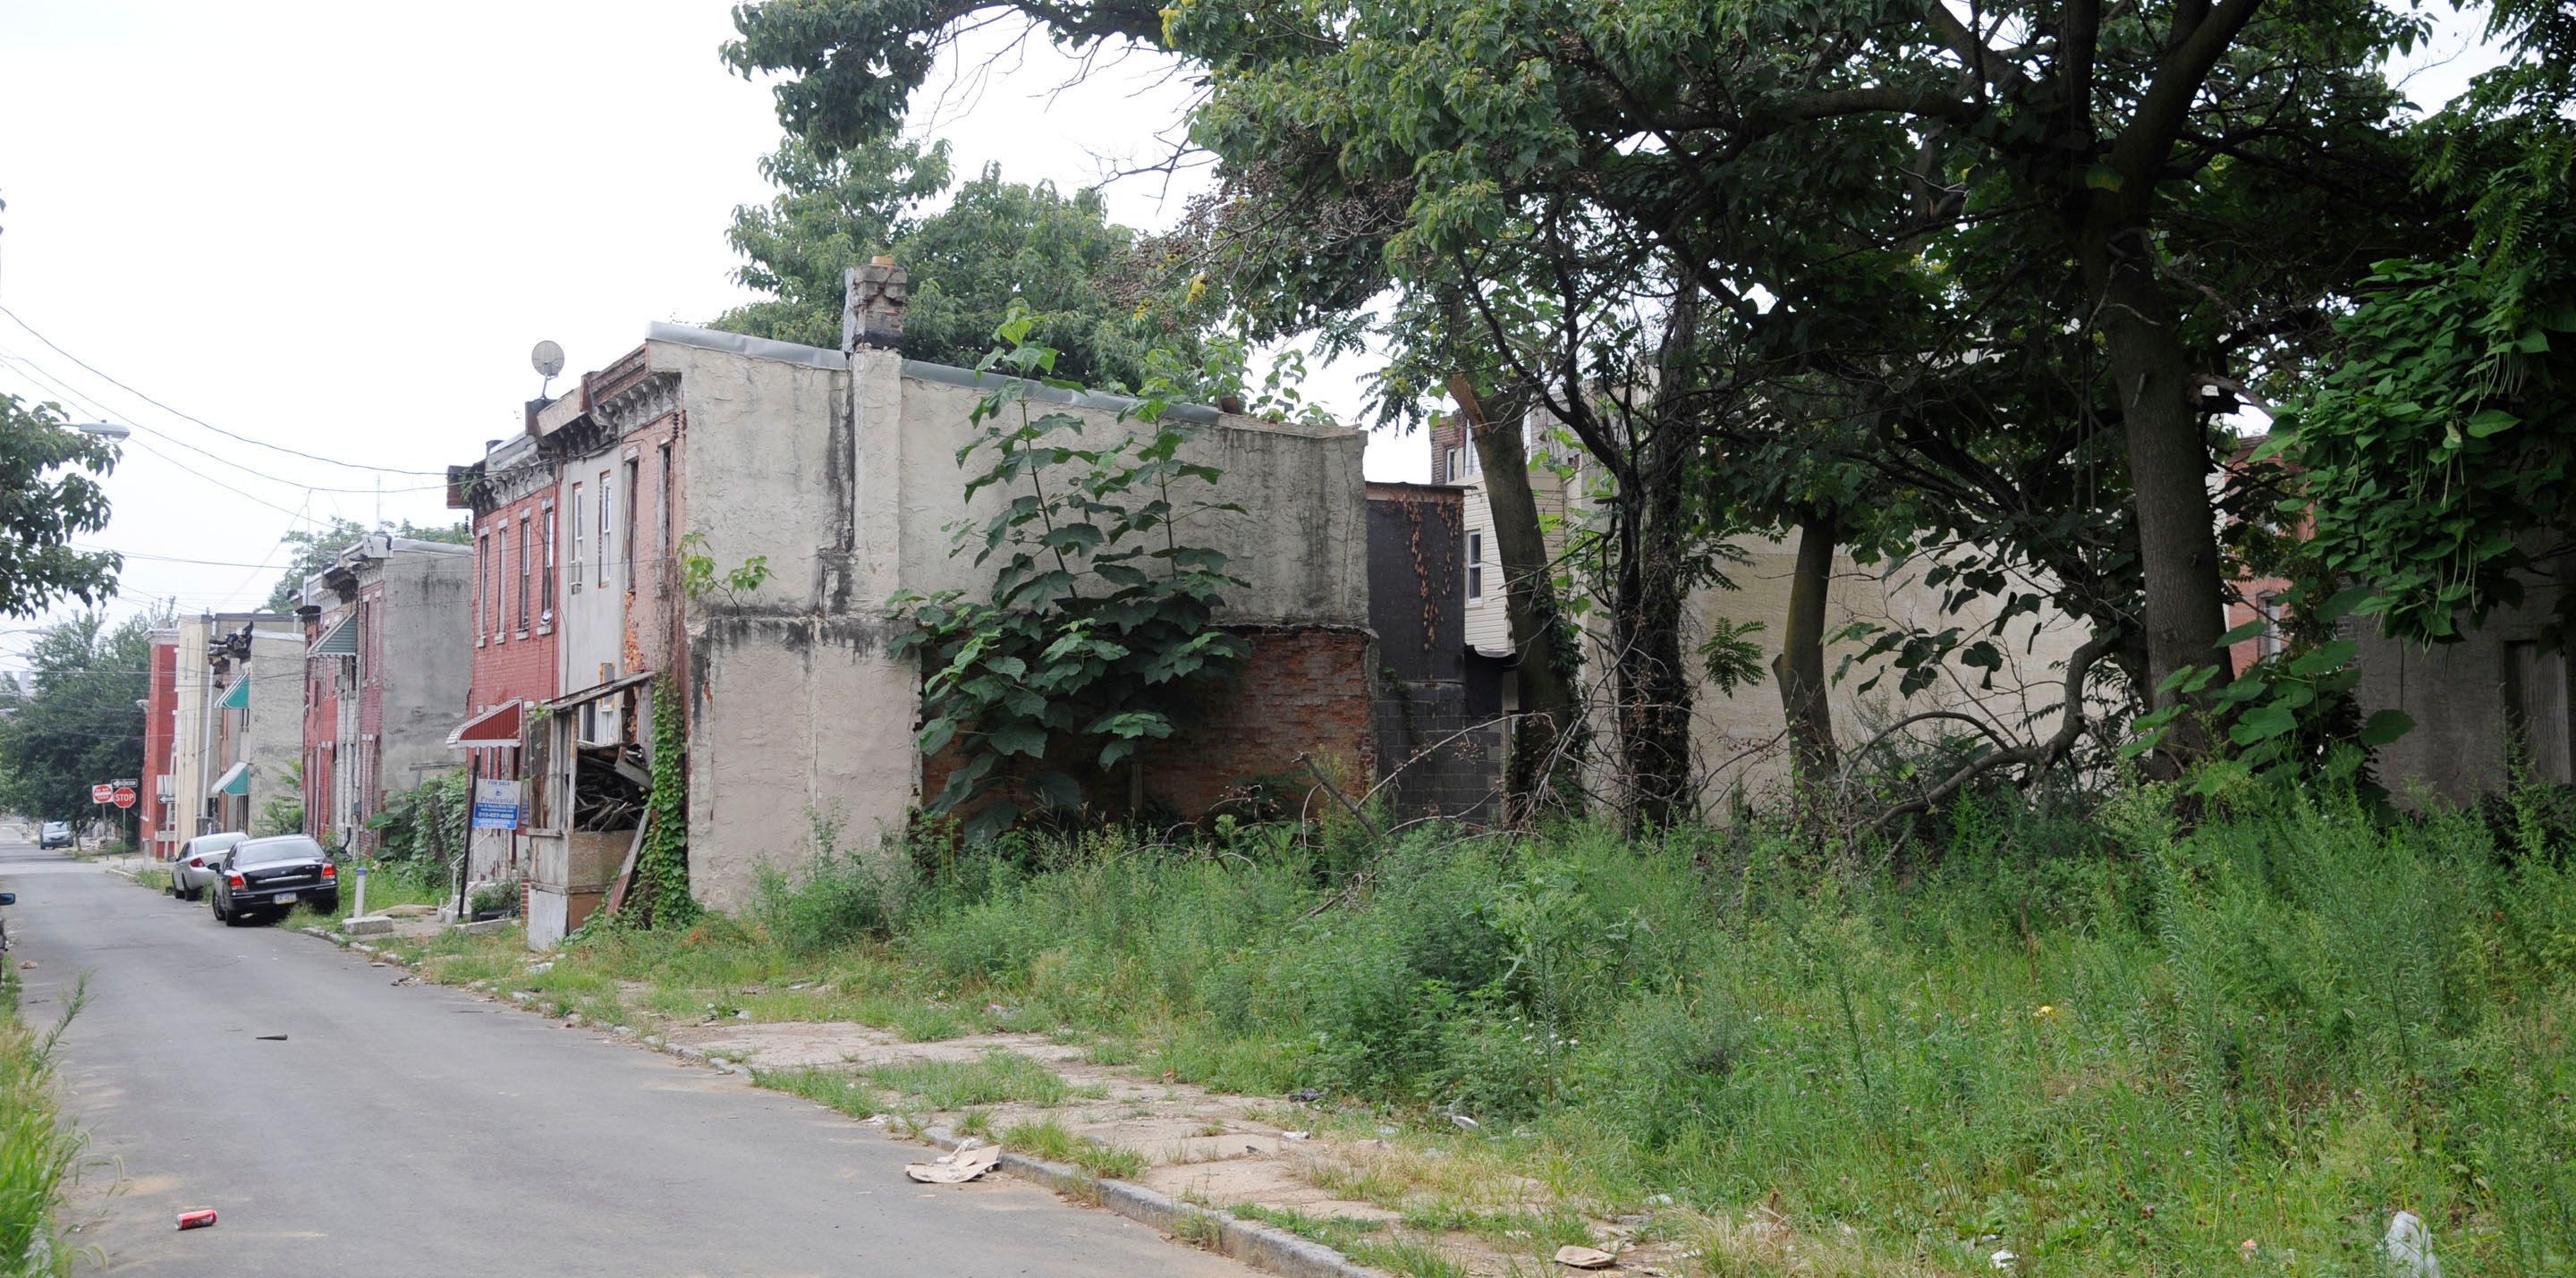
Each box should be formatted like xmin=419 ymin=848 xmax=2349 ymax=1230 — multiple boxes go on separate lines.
xmin=657 ymin=331 xmax=1371 ymax=910
xmin=172 ymin=619 xmax=210 ymax=837
xmin=1678 ymin=529 xmax=2095 ymax=804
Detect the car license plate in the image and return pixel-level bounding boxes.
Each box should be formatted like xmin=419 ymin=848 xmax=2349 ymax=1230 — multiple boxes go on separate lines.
xmin=272 ymin=893 xmax=295 ymax=906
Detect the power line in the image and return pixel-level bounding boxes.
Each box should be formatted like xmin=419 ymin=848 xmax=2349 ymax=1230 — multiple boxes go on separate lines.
xmin=0 ymin=353 xmax=445 ymax=497
xmin=0 ymin=304 xmax=448 ymax=477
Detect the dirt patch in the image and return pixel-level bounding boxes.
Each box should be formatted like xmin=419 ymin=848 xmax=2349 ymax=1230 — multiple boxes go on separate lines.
xmin=654 ymin=1019 xmax=1689 ymax=1278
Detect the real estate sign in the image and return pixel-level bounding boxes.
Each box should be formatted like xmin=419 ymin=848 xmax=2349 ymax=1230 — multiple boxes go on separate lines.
xmin=471 ymin=779 xmax=524 ymax=830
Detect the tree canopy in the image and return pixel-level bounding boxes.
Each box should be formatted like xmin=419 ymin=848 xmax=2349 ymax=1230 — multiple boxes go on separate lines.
xmin=0 ymin=611 xmax=160 ymax=824
xmin=721 ymin=0 xmax=2546 ymax=810
xmin=712 ymin=136 xmax=1203 ymax=388
xmin=260 ymin=517 xmax=470 ymax=613
xmin=0 ymin=393 xmax=121 ymax=618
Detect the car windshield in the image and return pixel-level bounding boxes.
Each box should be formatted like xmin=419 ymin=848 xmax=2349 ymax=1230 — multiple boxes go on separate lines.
xmin=233 ymin=836 xmax=324 ymax=866
xmin=190 ymin=834 xmax=246 ymax=857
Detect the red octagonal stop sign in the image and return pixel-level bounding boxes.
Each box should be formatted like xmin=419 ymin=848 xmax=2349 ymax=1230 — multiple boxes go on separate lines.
xmin=113 ymin=787 xmax=137 ymax=809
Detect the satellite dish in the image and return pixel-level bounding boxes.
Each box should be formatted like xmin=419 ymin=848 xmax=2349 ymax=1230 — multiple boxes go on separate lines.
xmin=531 ymin=340 xmax=566 ymax=380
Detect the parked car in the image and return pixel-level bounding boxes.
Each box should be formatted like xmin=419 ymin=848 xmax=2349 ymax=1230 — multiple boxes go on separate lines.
xmin=167 ymin=832 xmax=248 ymax=901
xmin=208 ymin=834 xmax=338 ymax=926
xmin=38 ymin=822 xmax=71 ymax=850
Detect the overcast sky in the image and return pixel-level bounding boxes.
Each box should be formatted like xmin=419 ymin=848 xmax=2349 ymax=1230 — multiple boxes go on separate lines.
xmin=0 ymin=1 xmax=2510 ymax=677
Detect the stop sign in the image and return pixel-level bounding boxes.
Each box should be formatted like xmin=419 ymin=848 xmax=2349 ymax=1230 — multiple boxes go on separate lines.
xmin=113 ymin=787 xmax=136 ymax=809
xmin=90 ymin=783 xmax=113 ymax=804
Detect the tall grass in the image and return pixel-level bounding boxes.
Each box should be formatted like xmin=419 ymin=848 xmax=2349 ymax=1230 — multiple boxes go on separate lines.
xmin=671 ymin=789 xmax=2576 ymax=1273
xmin=0 ymin=972 xmax=86 ymax=1278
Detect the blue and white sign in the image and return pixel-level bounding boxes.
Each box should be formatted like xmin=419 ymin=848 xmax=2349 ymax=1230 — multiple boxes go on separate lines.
xmin=470 ymin=778 xmax=524 ymax=830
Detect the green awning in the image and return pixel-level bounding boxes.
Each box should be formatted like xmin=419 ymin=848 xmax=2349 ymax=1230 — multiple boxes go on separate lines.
xmin=309 ymin=614 xmax=357 ymax=657
xmin=216 ymin=679 xmax=249 ymax=709
xmin=210 ymin=760 xmax=249 ymax=797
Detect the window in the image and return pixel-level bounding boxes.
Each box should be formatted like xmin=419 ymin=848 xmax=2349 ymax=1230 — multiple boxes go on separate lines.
xmin=570 ymin=485 xmax=586 ymax=591
xmin=1467 ymin=531 xmax=1484 ymax=601
xmin=657 ymin=441 xmax=674 ymax=554
xmin=2254 ymin=593 xmax=2282 ymax=658
xmin=623 ymin=455 xmax=639 ymax=589
xmin=517 ymin=516 xmax=531 ymax=631
xmin=1444 ymin=447 xmax=1460 ymax=482
xmin=476 ymin=532 xmax=489 ymax=639
xmin=539 ymin=500 xmax=556 ymax=622
xmin=597 ymin=469 xmax=614 ymax=588
xmin=494 ymin=522 xmax=509 ymax=641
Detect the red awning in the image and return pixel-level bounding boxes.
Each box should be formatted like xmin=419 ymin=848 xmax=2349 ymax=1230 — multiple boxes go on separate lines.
xmin=445 ymin=699 xmax=524 ymax=749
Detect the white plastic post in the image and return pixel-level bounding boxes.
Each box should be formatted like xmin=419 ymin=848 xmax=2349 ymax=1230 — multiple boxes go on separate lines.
xmin=353 ymin=863 xmax=369 ymax=919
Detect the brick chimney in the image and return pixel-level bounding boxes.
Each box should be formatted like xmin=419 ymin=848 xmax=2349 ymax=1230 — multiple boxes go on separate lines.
xmin=844 ymin=256 xmax=908 ymax=352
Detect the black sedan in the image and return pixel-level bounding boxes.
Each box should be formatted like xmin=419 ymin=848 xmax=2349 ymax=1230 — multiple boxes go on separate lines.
xmin=209 ymin=834 xmax=339 ymax=926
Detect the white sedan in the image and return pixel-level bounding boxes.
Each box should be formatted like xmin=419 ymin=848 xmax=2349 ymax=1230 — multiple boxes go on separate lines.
xmin=168 ymin=832 xmax=248 ymax=901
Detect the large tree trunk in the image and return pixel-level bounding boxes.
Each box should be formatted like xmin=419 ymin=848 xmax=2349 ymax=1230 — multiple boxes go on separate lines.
xmin=2086 ymin=222 xmax=2228 ymax=759
xmin=1774 ymin=507 xmax=1841 ymax=792
xmin=1606 ymin=395 xmax=1699 ymax=833
xmin=1448 ymin=377 xmax=1581 ymax=820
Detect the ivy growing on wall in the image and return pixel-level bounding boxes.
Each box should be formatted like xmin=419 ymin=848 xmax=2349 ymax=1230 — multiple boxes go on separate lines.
xmin=624 ymin=678 xmax=699 ymax=928
xmin=889 ymin=305 xmax=1250 ymax=840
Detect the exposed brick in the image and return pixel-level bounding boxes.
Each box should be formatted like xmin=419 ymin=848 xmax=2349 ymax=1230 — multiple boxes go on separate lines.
xmin=919 ymin=626 xmax=1376 ymax=823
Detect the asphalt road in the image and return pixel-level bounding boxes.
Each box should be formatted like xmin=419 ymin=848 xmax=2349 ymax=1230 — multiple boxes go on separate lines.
xmin=0 ymin=835 xmax=1247 ymax=1277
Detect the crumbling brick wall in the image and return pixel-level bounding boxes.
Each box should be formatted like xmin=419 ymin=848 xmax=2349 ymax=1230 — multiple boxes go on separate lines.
xmin=918 ymin=625 xmax=1376 ymax=824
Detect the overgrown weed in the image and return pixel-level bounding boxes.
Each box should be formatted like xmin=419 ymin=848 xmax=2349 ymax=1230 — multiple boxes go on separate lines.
xmin=437 ymin=783 xmax=2576 ymax=1274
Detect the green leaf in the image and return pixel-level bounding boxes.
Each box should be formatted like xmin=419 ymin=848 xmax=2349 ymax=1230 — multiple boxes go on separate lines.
xmin=1026 ymin=770 xmax=1082 ymax=810
xmin=984 ymin=722 xmax=1048 ymax=757
xmin=2216 ymin=619 xmax=2270 ymax=647
xmin=2285 ymin=639 xmax=2357 ymax=676
xmin=2228 ymin=702 xmax=2298 ymax=744
xmin=2465 ymin=408 xmax=2520 ymax=437
xmin=2358 ymin=708 xmax=2415 ymax=747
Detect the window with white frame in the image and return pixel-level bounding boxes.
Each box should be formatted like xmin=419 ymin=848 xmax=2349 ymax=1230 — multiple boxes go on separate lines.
xmin=1467 ymin=531 xmax=1484 ymax=601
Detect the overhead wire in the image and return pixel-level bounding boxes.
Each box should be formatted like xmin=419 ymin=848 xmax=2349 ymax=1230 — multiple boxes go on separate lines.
xmin=0 ymin=303 xmax=446 ymax=476
xmin=0 ymin=351 xmax=445 ymax=496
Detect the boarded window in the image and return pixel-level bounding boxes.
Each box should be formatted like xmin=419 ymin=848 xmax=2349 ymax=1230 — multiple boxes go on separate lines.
xmin=2506 ymin=640 xmax=2572 ymax=784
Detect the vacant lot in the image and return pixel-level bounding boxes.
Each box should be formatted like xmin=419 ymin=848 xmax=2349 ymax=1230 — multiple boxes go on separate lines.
xmin=375 ymin=789 xmax=2576 ymax=1275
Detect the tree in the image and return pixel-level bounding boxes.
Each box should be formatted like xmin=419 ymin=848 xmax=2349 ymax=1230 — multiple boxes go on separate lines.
xmin=724 ymin=0 xmax=2446 ymax=802
xmin=0 ymin=394 xmax=120 ymax=618
xmin=713 ymin=138 xmax=1205 ymax=388
xmin=0 ymin=612 xmax=162 ymax=824
xmin=261 ymin=517 xmax=469 ymax=612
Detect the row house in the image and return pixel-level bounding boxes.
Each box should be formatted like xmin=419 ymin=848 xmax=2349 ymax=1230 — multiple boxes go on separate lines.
xmin=295 ymin=536 xmax=473 ymax=851
xmin=147 ymin=611 xmax=301 ymax=848
xmin=142 ymin=628 xmax=178 ymax=856
xmin=673 ymin=263 xmax=1371 ymax=912
xmin=447 ymin=344 xmax=689 ymax=945
xmin=452 ymin=262 xmax=1375 ymax=947
xmin=446 ymin=430 xmax=560 ymax=884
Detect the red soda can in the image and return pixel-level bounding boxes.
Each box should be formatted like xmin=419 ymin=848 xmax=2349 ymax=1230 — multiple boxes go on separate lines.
xmin=176 ymin=1208 xmax=217 ymax=1231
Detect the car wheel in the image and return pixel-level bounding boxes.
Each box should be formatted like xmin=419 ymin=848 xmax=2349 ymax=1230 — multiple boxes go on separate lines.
xmin=314 ymin=895 xmax=339 ymax=915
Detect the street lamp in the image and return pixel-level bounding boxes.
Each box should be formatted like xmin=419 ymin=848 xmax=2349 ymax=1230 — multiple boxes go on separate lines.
xmin=64 ymin=422 xmax=131 ymax=440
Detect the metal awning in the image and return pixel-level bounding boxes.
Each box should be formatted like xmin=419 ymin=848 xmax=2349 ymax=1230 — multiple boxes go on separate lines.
xmin=308 ymin=614 xmax=358 ymax=657
xmin=445 ymin=699 xmax=524 ymax=749
xmin=216 ymin=679 xmax=250 ymax=710
xmin=208 ymin=760 xmax=249 ymax=797
xmin=540 ymin=670 xmax=656 ymax=714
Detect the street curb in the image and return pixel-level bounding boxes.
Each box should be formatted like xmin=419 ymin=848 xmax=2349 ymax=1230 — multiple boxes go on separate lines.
xmin=285 ymin=925 xmax=1389 ymax=1278
xmin=910 ymin=1122 xmax=1391 ymax=1278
